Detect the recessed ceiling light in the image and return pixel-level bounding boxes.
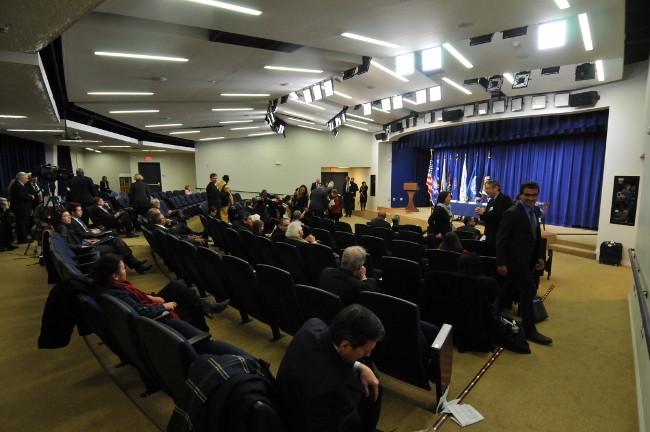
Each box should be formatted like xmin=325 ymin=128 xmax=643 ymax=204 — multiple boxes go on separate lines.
xmin=381 ymin=98 xmax=392 ymax=111
xmin=297 ymin=125 xmax=323 ymax=131
xmin=347 ymin=113 xmax=373 ymax=122
xmin=312 ymin=84 xmax=323 ymax=101
xmin=362 ymin=103 xmax=371 ymax=115
xmin=61 ymin=139 xmax=102 ymax=142
xmin=578 ymin=13 xmax=593 ymax=51
xmin=219 ymin=120 xmax=253 ymax=124
xmin=554 ymin=0 xmax=570 ymax=9
xmin=595 ymin=60 xmax=605 ymax=81
xmin=169 ymin=130 xmax=200 ymax=134
xmin=248 ymin=132 xmax=275 ymax=137
xmin=0 ymin=115 xmax=27 ymax=118
xmin=333 ymin=91 xmax=352 ymax=99
xmin=221 ymin=93 xmax=270 ymax=97
xmin=142 ymin=149 xmax=167 ymax=152
xmin=145 ymin=123 xmax=183 ymax=128
xmin=421 ymin=46 xmax=442 ymax=71
xmin=538 ymin=20 xmax=566 ymax=50
xmin=395 ymin=53 xmax=414 ymax=75
xmin=347 ymin=119 xmax=368 ymax=125
xmin=199 ymin=137 xmax=225 ymax=141
xmin=441 ymin=77 xmax=472 ymax=95
xmin=289 ymin=99 xmax=325 ymax=110
xmin=429 ymin=85 xmax=442 ymax=101
xmin=370 ymin=60 xmax=409 ymax=82
xmin=415 ymin=89 xmax=427 ymax=104
xmin=264 ymin=66 xmax=323 ymax=73
xmin=88 ymin=92 xmax=153 ymax=95
xmin=503 ymin=73 xmax=515 ymax=84
xmin=211 ymin=108 xmax=254 ymax=111
xmin=392 ymin=95 xmax=403 ymax=109
xmin=95 ymin=52 xmax=188 ymax=62
xmin=344 ymin=124 xmax=369 ymax=131
xmin=290 ymin=118 xmax=316 ymax=125
xmin=99 ymin=145 xmax=131 ymax=148
xmin=456 ymin=22 xmax=475 ymax=29
xmin=232 ymin=126 xmax=259 ymax=130
xmin=442 ymin=43 xmax=473 ymax=68
xmin=110 ymin=110 xmax=159 ymax=114
xmin=282 ymin=110 xmax=314 ymax=120
xmin=187 ymin=0 xmax=262 ymax=15
xmin=7 ymin=129 xmax=64 ymax=132
xmin=341 ymin=32 xmax=399 ymax=48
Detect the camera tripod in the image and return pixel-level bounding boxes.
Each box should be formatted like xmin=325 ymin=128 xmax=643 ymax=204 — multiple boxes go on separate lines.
xmin=24 ymin=182 xmax=64 ymax=256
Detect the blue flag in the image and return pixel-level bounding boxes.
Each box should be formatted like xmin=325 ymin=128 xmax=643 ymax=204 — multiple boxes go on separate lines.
xmin=468 ymin=158 xmax=477 ymax=201
xmin=452 ymin=154 xmax=460 ymax=200
xmin=426 ymin=153 xmax=435 ymax=204
xmin=432 ymin=154 xmax=441 ymax=203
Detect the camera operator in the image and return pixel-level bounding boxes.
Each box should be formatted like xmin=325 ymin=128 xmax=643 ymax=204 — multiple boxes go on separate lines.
xmin=9 ymin=172 xmax=33 ymax=244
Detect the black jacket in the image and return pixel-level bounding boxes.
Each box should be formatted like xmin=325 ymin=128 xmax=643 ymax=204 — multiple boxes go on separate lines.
xmin=496 ymin=202 xmax=543 ymax=271
xmin=480 ymin=193 xmax=514 ymax=248
xmin=67 ymin=175 xmax=97 ymax=204
xmin=206 ymin=181 xmax=221 ymax=210
xmin=319 ymin=267 xmax=377 ymax=306
xmin=9 ymin=181 xmax=33 ymax=215
xmin=128 ymin=180 xmax=151 ymax=209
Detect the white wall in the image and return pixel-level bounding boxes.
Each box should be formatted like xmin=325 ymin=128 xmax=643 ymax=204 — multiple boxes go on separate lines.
xmin=129 ymin=152 xmax=197 ymax=192
xmin=194 ymin=126 xmax=376 ymax=197
xmin=81 ymin=150 xmax=130 ymax=191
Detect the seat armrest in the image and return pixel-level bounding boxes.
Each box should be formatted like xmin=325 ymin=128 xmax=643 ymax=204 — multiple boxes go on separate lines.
xmin=153 ymin=311 xmax=170 ymax=321
xmin=188 ymin=331 xmax=211 ymax=346
xmin=75 ymin=262 xmax=96 ymax=268
xmin=72 ymin=253 xmax=97 ymax=260
xmin=427 ymin=323 xmax=453 ymax=404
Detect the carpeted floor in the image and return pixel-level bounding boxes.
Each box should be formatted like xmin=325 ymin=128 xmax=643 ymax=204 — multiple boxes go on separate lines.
xmin=0 ymin=216 xmax=639 ymax=431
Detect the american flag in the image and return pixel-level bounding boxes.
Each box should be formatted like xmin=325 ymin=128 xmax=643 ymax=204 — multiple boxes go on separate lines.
xmin=426 ymin=153 xmax=435 ymax=204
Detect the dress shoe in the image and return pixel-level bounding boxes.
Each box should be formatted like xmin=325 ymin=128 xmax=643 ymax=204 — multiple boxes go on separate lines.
xmin=135 ymin=264 xmax=152 ymax=274
xmin=199 ymin=298 xmax=230 ymax=319
xmin=3 ymin=244 xmax=18 ymax=250
xmin=126 ymin=233 xmax=139 ymax=238
xmin=526 ymin=331 xmax=552 ymax=345
xmin=0 ymin=246 xmax=9 ymax=252
xmin=131 ymin=258 xmax=148 ymax=267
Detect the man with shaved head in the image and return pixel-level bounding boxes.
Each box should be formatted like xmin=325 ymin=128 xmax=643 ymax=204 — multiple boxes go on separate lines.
xmin=368 ymin=210 xmax=391 ymax=229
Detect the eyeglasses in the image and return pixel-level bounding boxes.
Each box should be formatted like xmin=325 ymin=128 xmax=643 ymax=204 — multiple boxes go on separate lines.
xmin=522 ymin=193 xmax=539 ymax=198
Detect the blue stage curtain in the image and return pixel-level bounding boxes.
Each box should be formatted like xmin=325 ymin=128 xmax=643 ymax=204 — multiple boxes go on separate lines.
xmin=391 ymin=110 xmax=608 ymax=228
xmin=0 ymin=134 xmax=46 ymax=197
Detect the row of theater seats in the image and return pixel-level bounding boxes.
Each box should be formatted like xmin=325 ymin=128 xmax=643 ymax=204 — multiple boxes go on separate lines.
xmin=140 ymin=220 xmax=455 ymax=406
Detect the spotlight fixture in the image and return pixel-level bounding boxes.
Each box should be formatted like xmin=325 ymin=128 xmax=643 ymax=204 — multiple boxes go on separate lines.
xmin=486 ymin=75 xmax=504 ymax=92
xmin=502 ymin=26 xmax=528 ymax=39
xmin=342 ymin=68 xmax=357 ymax=80
xmin=554 ymin=93 xmax=570 ymax=107
xmin=289 ymin=92 xmax=299 ymax=100
xmin=312 ymin=84 xmax=323 ymax=101
xmin=392 ymin=95 xmax=403 ymax=109
xmin=381 ymin=98 xmax=391 ymax=111
xmin=512 ymin=71 xmax=531 ymax=89
xmin=420 ymin=47 xmax=442 ymax=71
xmin=363 ymin=103 xmax=371 ymax=115
xmin=492 ymin=100 xmax=506 ymax=113
xmin=415 ymin=89 xmax=427 ymax=104
xmin=575 ymin=63 xmax=595 ymax=81
xmin=395 ymin=53 xmax=414 ymax=75
xmin=469 ymin=33 xmax=494 ymax=46
xmin=478 ymin=102 xmax=488 ymax=115
xmin=323 ymin=79 xmax=334 ymax=97
xmin=280 ymin=95 xmax=289 ymax=104
xmin=331 ymin=128 xmax=339 ymax=138
xmin=464 ymin=105 xmax=475 ymax=117
xmin=356 ymin=56 xmax=372 ymax=75
xmin=429 ymin=86 xmax=441 ymax=101
xmin=538 ymin=20 xmax=566 ymax=50
xmin=541 ymin=66 xmax=561 ymax=75
xmin=532 ymin=95 xmax=546 ymax=110
xmin=511 ymin=97 xmax=523 ymax=111
xmin=303 ymin=88 xmax=313 ymax=103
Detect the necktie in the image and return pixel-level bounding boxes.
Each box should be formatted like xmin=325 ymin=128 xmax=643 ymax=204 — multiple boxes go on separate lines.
xmin=528 ymin=208 xmax=536 ymax=237
xmin=78 ymin=219 xmax=90 ymax=232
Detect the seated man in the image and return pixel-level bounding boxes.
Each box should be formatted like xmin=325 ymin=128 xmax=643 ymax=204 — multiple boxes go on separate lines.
xmin=456 ymin=216 xmax=481 ymax=238
xmin=368 ymin=210 xmax=391 ymax=229
xmin=276 ymin=305 xmax=384 ymax=432
xmin=151 ymin=212 xmax=206 ymax=246
xmin=151 ymin=198 xmax=185 ymax=223
xmin=270 ymin=217 xmax=290 ymax=243
xmin=66 ymin=202 xmax=116 ymax=238
xmin=391 ymin=214 xmax=400 ymax=233
xmin=232 ymin=212 xmax=253 ymax=233
xmin=91 ymin=197 xmax=138 ymax=238
xmin=319 ymin=246 xmax=377 ymax=305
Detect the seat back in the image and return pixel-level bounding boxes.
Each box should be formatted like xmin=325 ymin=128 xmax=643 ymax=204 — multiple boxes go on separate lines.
xmin=335 ymin=221 xmax=352 ymax=233
xmin=333 ymin=231 xmax=357 ymax=254
xmin=255 ymin=264 xmax=305 ymax=336
xmin=391 ymin=239 xmax=423 ymax=263
xmin=426 ymin=249 xmax=461 ymax=272
xmin=253 ymin=236 xmax=282 ymax=268
xmin=354 ymin=224 xmax=372 ymax=243
xmin=276 ymin=242 xmax=310 ymax=286
xmin=310 ymin=215 xmax=322 ymax=229
xmin=239 ymin=228 xmax=259 ymax=265
xmin=398 ymin=230 xmax=424 ymax=246
xmin=479 ymin=255 xmax=505 ymax=286
xmin=372 ymin=226 xmax=394 ymax=251
xmin=311 ymin=227 xmax=337 ymax=251
xmin=196 ymin=247 xmax=233 ymax=302
xmin=77 ymin=293 xmax=129 ymax=364
xmin=380 ymin=256 xmax=423 ymax=304
xmin=454 ymin=230 xmax=477 ymax=240
xmin=461 ymin=239 xmax=494 ymax=257
xmin=300 ymin=242 xmax=338 ymax=286
xmin=359 ymin=235 xmax=388 ymax=269
xmin=174 ymin=238 xmax=209 ymax=297
xmin=136 ymin=316 xmax=198 ymax=400
xmin=224 ymin=228 xmax=247 ymax=260
xmin=321 ymin=218 xmax=336 ymax=235
xmin=294 ymin=284 xmax=344 ymax=325
xmin=400 ymin=224 xmax=423 ymax=235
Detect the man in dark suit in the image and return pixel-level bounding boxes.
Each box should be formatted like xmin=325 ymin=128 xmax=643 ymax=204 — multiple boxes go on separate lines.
xmin=151 ymin=212 xmax=206 ymax=246
xmin=91 ymin=197 xmax=138 ymax=237
xmin=310 ymin=177 xmax=321 ymax=191
xmin=25 ymin=175 xmax=45 ymax=210
xmin=308 ymin=184 xmax=329 ymax=218
xmin=368 ymin=210 xmax=391 ymax=229
xmin=475 ymin=179 xmax=514 ymax=250
xmin=319 ymin=246 xmax=377 ymax=305
xmin=270 ymin=217 xmax=289 ymax=243
xmin=343 ymin=176 xmax=357 ymax=217
xmin=67 ymin=168 xmax=96 ymax=223
xmin=496 ymin=181 xmax=551 ymax=346
xmin=9 ymin=172 xmax=34 ymax=243
xmin=206 ymin=172 xmax=221 ymax=218
xmin=276 ymin=304 xmax=384 ymax=432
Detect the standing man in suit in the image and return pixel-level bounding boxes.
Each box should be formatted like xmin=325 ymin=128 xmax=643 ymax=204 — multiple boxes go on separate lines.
xmin=9 ymin=172 xmax=33 ymax=243
xmin=496 ymin=181 xmax=551 ymax=346
xmin=206 ymin=172 xmax=221 ymax=219
xmin=276 ymin=304 xmax=384 ymax=432
xmin=343 ymin=176 xmax=356 ymax=217
xmin=308 ymin=183 xmax=329 ymax=218
xmin=310 ymin=177 xmax=321 ymax=192
xmin=350 ymin=177 xmax=359 ymax=212
xmin=67 ymin=168 xmax=96 ymax=223
xmin=475 ymin=179 xmax=514 ymax=251
xmin=25 ymin=175 xmax=45 ymax=210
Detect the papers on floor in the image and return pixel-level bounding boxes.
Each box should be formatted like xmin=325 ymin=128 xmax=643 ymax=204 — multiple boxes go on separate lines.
xmin=435 ymin=387 xmax=484 ymax=427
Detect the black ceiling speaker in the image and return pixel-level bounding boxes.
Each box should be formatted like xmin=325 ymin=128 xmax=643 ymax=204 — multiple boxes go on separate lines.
xmin=469 ymin=33 xmax=494 ymax=46
xmin=342 ymin=67 xmax=357 ymax=80
xmin=356 ymin=56 xmax=372 ymax=75
xmin=392 ymin=122 xmax=404 ymax=133
xmin=442 ymin=109 xmax=463 ymax=122
xmin=502 ymin=26 xmax=528 ymax=39
xmin=569 ymin=91 xmax=600 ymax=107
xmin=575 ymin=63 xmax=596 ymax=81
xmin=375 ymin=132 xmax=387 ymax=141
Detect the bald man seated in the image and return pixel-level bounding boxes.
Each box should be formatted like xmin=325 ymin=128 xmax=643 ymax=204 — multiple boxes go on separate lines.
xmin=368 ymin=210 xmax=391 ymax=229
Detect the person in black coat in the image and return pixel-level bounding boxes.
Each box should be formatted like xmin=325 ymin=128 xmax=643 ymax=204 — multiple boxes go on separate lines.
xmin=319 ymin=246 xmax=377 ymax=305
xmin=270 ymin=217 xmax=289 ymax=242
xmin=128 ymin=173 xmax=151 ymax=218
xmin=67 ymin=168 xmax=97 ymax=220
xmin=276 ymin=305 xmax=384 ymax=432
xmin=99 ymin=176 xmax=112 ymax=193
xmin=90 ymin=196 xmax=137 ymax=237
xmin=206 ymin=172 xmax=221 ymax=218
xmin=475 ymin=180 xmax=514 ymax=250
xmin=25 ymin=175 xmax=45 ymax=210
xmin=368 ymin=210 xmax=391 ymax=229
xmin=496 ymin=181 xmax=551 ymax=346
xmin=10 ymin=172 xmax=34 ymax=243
xmin=428 ymin=191 xmax=453 ymax=243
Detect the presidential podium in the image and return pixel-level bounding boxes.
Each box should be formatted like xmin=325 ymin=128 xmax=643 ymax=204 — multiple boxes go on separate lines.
xmin=404 ymin=182 xmax=420 ymax=212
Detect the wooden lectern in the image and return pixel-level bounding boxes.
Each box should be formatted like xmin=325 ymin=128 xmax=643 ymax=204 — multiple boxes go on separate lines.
xmin=404 ymin=182 xmax=420 ymax=212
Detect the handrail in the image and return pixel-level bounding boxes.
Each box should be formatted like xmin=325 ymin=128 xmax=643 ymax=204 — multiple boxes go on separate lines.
xmin=629 ymin=248 xmax=650 ymax=361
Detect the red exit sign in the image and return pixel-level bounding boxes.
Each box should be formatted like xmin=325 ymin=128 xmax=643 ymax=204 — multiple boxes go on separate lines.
xmin=145 ymin=156 xmax=152 ymax=161
xmin=330 ymin=167 xmax=336 ymax=172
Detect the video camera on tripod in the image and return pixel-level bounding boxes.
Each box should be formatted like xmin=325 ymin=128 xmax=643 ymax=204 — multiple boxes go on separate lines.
xmin=31 ymin=164 xmax=74 ymax=195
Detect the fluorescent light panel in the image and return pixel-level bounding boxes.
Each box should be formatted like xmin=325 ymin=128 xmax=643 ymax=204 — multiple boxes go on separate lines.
xmin=169 ymin=130 xmax=200 ymax=134
xmin=61 ymin=139 xmax=102 ymax=142
xmin=186 ymin=0 xmax=262 ymax=15
xmin=392 ymin=95 xmax=403 ymax=109
xmin=145 ymin=123 xmax=182 ymax=128
xmin=291 ymin=118 xmax=316 ymax=125
xmin=403 ymin=98 xmax=421 ymax=105
xmin=341 ymin=32 xmax=399 ymax=48
xmin=323 ymin=80 xmax=334 ymax=97
xmin=99 ymin=145 xmax=131 ymax=147
xmin=348 ymin=119 xmax=368 ymax=125
xmin=538 ymin=20 xmax=566 ymax=49
xmin=441 ymin=77 xmax=472 ymax=95
xmin=110 ymin=110 xmax=159 ymax=114
xmin=289 ymin=99 xmax=325 ymax=110
xmin=303 ymin=88 xmax=313 ymax=103
xmin=221 ymin=93 xmax=270 ymax=97
xmin=282 ymin=110 xmax=314 ymax=120
xmin=312 ymin=84 xmax=323 ymax=100
xmin=362 ymin=103 xmax=371 ymax=116
xmin=248 ymin=132 xmax=275 ymax=136
xmin=344 ymin=124 xmax=368 ymax=131
xmin=503 ymin=73 xmax=514 ymax=84
xmin=578 ymin=13 xmax=593 ymax=51
xmin=373 ymin=107 xmax=389 ymax=113
xmin=348 ymin=113 xmax=372 ymax=122
xmin=264 ymin=66 xmax=323 ymax=73
xmin=297 ymin=125 xmax=323 ymax=131
xmin=422 ymin=46 xmax=442 ymax=71
xmin=595 ymin=60 xmax=605 ymax=81
xmin=430 ymin=86 xmax=442 ymax=101
xmin=381 ymin=98 xmax=391 ymax=111
xmin=370 ymin=60 xmax=409 ymax=82
xmin=554 ymin=0 xmax=570 ymax=9
xmin=415 ymin=89 xmax=427 ymax=104
xmin=442 ymin=43 xmax=473 ymax=68
xmin=88 ymin=92 xmax=153 ymax=95
xmin=199 ymin=137 xmax=225 ymax=141
xmin=212 ymin=108 xmax=253 ymax=111
xmin=7 ymin=129 xmax=63 ymax=132
xmin=333 ymin=91 xmax=352 ymax=99
xmin=94 ymin=51 xmax=187 ymax=62
xmin=395 ymin=53 xmax=414 ymax=75
xmin=232 ymin=126 xmax=259 ymax=130
xmin=219 ymin=120 xmax=253 ymax=124
xmin=0 ymin=115 xmax=27 ymax=118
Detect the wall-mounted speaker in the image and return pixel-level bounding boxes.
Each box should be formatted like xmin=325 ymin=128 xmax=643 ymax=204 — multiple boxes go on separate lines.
xmin=569 ymin=91 xmax=600 ymax=107
xmin=442 ymin=109 xmax=463 ymax=122
xmin=375 ymin=132 xmax=387 ymax=141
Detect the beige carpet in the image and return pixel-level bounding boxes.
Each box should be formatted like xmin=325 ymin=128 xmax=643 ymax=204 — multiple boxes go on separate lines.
xmin=0 ymin=219 xmax=638 ymax=431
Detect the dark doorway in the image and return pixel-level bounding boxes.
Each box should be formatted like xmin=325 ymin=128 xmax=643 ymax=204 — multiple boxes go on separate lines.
xmin=138 ymin=162 xmax=162 ymax=193
xmin=321 ymin=172 xmax=348 ymax=192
